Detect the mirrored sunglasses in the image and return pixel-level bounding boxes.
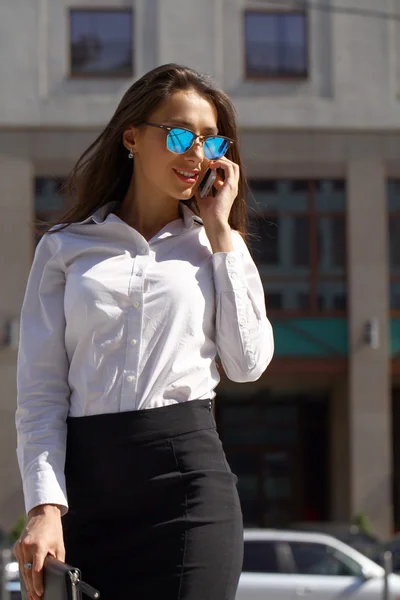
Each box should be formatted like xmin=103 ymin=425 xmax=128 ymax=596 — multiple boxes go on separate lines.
xmin=143 ymin=121 xmax=233 ymax=160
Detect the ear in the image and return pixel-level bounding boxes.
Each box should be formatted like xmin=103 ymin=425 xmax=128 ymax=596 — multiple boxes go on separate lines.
xmin=122 ymin=126 xmax=140 ymax=155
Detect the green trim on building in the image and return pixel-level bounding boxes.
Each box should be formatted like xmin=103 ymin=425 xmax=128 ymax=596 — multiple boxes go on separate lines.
xmin=391 ymin=319 xmax=400 ymax=357
xmin=270 ymin=318 xmax=348 ymax=357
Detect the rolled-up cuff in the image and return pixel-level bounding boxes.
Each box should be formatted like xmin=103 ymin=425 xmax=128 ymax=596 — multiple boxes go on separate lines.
xmin=23 ymin=471 xmax=68 ymax=517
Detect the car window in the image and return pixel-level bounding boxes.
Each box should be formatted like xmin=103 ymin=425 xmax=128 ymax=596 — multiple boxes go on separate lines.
xmin=243 ymin=540 xmax=281 ymax=573
xmin=289 ymin=542 xmax=364 ymax=577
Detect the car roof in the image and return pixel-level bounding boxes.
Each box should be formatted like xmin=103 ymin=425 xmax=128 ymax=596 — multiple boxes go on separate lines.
xmin=244 ymin=529 xmax=349 ymax=544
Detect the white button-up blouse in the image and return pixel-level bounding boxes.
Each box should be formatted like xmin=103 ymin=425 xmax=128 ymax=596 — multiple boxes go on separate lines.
xmin=16 ymin=202 xmax=274 ymax=515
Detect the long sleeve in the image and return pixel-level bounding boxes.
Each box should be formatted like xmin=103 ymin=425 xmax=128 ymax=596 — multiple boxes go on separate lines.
xmin=16 ymin=233 xmax=70 ymax=516
xmin=212 ymin=229 xmax=274 ymax=383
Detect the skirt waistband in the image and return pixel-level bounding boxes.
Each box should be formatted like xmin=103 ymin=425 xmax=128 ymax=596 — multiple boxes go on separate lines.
xmin=66 ymin=399 xmax=215 ymax=447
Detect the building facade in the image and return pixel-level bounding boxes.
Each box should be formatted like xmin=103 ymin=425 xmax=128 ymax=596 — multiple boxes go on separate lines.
xmin=0 ymin=0 xmax=399 ymax=539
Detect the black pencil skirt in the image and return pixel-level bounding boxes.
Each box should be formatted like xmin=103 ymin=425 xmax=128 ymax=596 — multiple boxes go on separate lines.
xmin=62 ymin=399 xmax=243 ymax=600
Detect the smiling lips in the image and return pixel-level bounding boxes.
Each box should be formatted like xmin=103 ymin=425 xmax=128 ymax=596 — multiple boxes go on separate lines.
xmin=173 ymin=168 xmax=200 ymax=184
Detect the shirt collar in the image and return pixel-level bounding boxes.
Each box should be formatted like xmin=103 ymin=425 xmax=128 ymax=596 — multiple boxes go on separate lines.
xmin=77 ymin=201 xmax=203 ymax=231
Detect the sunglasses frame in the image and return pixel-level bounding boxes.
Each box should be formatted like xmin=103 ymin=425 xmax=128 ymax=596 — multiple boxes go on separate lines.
xmin=143 ymin=121 xmax=234 ymax=159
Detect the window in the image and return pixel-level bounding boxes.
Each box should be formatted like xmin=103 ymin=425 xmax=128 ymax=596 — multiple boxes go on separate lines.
xmin=244 ymin=11 xmax=308 ymax=78
xmin=70 ymin=9 xmax=133 ymax=77
xmin=242 ymin=540 xmax=280 ymax=573
xmin=248 ymin=179 xmax=347 ymax=314
xmin=35 ymin=177 xmax=68 ymax=242
xmin=288 ymin=542 xmax=363 ymax=577
xmin=388 ymin=180 xmax=400 ymax=311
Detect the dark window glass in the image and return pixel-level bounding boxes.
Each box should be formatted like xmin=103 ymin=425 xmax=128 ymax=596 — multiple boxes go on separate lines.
xmin=243 ymin=541 xmax=280 ymax=573
xmin=318 ymin=217 xmax=346 ymax=271
xmin=297 ymin=293 xmax=310 ymax=311
xmin=245 ymin=12 xmax=308 ymax=77
xmin=247 ymin=179 xmax=346 ymax=314
xmin=316 ymin=180 xmax=346 ymax=212
xmin=391 ymin=283 xmax=400 ymax=309
xmin=267 ymin=292 xmax=282 ymax=310
xmin=248 ymin=179 xmax=309 ymax=212
xmin=70 ymin=10 xmax=133 ymax=76
xmin=289 ymin=542 xmax=363 ymax=577
xmin=333 ymin=294 xmax=347 ymax=311
xmin=293 ymin=217 xmax=309 ymax=266
xmin=34 ymin=177 xmax=68 ymax=244
xmin=388 ymin=180 xmax=400 ymax=211
xmin=292 ymin=180 xmax=309 ymax=193
xmin=250 ymin=216 xmax=279 ymax=265
xmin=390 ymin=217 xmax=400 ymax=269
xmin=35 ymin=177 xmax=66 ymax=214
xmin=250 ymin=180 xmax=278 ymax=193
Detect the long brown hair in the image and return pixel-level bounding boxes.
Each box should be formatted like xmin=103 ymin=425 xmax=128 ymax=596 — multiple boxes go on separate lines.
xmin=45 ymin=64 xmax=248 ymax=238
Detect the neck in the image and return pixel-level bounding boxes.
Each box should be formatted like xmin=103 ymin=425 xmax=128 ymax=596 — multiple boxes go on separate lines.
xmin=116 ymin=173 xmax=181 ymax=240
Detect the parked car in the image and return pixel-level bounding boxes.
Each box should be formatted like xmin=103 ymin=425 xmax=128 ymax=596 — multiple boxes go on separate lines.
xmin=375 ymin=534 xmax=400 ymax=573
xmin=3 ymin=559 xmax=21 ymax=600
xmin=237 ymin=529 xmax=396 ymax=600
xmin=5 ymin=529 xmax=394 ymax=600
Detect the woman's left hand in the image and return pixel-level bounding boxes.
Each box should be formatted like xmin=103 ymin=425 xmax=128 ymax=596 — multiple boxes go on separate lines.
xmin=195 ymin=157 xmax=239 ymax=229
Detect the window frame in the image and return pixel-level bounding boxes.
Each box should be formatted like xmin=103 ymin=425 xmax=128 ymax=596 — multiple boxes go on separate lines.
xmin=284 ymin=540 xmax=364 ymax=578
xmin=248 ymin=179 xmax=347 ymax=317
xmin=243 ymin=9 xmax=309 ymax=81
xmin=242 ymin=539 xmax=283 ymax=574
xmin=68 ymin=7 xmax=134 ymax=79
xmin=34 ymin=176 xmax=71 ymax=246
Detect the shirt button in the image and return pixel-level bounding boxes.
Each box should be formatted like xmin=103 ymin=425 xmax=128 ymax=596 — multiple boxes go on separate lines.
xmin=133 ymin=302 xmax=140 ymax=308
xmin=231 ymin=272 xmax=237 ymax=279
xmin=131 ymin=339 xmax=137 ymax=346
xmin=126 ymin=375 xmax=136 ymax=383
xmin=239 ymin=317 xmax=246 ymax=327
xmin=228 ymin=256 xmax=236 ymax=265
xmin=137 ymin=270 xmax=143 ymax=277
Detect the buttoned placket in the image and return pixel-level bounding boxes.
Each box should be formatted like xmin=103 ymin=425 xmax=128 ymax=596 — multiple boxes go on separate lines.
xmin=120 ymin=240 xmax=150 ymax=411
xmin=114 ymin=213 xmax=197 ymax=410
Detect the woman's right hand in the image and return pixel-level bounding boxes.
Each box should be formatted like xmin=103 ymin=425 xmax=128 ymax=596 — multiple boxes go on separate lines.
xmin=14 ymin=504 xmax=65 ymax=600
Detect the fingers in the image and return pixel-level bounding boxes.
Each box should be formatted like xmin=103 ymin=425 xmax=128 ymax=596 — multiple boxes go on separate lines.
xmin=32 ymin=549 xmax=46 ymax=598
xmin=14 ymin=537 xmax=33 ymax=599
xmin=209 ymin=157 xmax=239 ymax=181
xmin=213 ymin=177 xmax=224 ymax=191
xmin=209 ymin=158 xmax=239 ymax=198
xmin=16 ymin=534 xmax=46 ymax=600
xmin=21 ymin=544 xmax=37 ymax=599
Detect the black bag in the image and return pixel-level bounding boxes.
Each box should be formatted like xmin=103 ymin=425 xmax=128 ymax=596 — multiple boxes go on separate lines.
xmin=21 ymin=554 xmax=100 ymax=600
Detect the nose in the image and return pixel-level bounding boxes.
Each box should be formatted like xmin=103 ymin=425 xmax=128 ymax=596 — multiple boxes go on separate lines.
xmin=186 ymin=138 xmax=205 ymax=162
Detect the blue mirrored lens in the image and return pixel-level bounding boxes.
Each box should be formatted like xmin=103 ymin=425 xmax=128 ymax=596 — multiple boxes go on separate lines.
xmin=167 ymin=128 xmax=195 ymax=154
xmin=204 ymin=137 xmax=229 ymax=160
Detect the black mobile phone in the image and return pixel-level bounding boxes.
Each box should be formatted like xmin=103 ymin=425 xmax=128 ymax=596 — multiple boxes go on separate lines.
xmin=199 ymin=168 xmax=217 ymax=198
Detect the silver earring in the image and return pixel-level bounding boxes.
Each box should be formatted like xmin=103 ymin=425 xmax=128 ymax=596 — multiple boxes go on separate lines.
xmin=128 ymin=149 xmax=134 ymax=159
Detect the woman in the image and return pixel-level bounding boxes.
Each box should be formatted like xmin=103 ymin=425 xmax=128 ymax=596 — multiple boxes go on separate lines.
xmin=14 ymin=63 xmax=274 ymax=600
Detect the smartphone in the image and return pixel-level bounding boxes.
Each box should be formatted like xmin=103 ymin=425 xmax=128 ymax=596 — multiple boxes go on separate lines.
xmin=199 ymin=168 xmax=217 ymax=198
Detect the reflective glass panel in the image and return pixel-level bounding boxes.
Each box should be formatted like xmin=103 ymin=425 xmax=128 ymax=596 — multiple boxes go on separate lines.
xmin=317 ymin=216 xmax=346 ymax=273
xmin=315 ymin=180 xmax=346 ymax=212
xmin=317 ymin=281 xmax=347 ymax=311
xmin=245 ymin=12 xmax=308 ymax=76
xmin=390 ymin=282 xmax=400 ymax=310
xmin=70 ymin=9 xmax=133 ymax=76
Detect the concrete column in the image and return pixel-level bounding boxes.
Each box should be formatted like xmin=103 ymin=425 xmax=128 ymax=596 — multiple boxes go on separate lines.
xmin=347 ymin=157 xmax=392 ymax=538
xmin=0 ymin=154 xmax=33 ymax=532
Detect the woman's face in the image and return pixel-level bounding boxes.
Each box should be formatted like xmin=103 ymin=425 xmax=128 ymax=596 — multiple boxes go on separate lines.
xmin=125 ymin=89 xmax=219 ymax=202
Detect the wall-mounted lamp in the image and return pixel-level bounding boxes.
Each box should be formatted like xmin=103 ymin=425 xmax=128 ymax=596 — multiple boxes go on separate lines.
xmin=364 ymin=318 xmax=379 ymax=350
